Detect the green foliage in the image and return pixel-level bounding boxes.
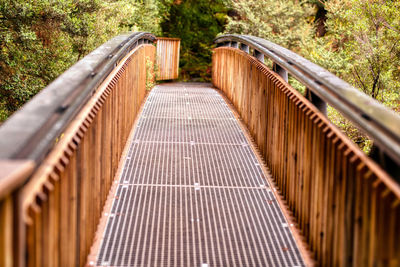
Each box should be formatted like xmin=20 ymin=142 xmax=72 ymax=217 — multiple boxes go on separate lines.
xmin=309 ymin=0 xmax=400 ymax=105
xmin=0 ymin=0 xmax=163 ymax=121
xmin=224 ymin=0 xmax=314 ymax=52
xmin=305 ymin=0 xmax=400 ymax=151
xmin=145 ymin=56 xmax=155 ymax=91
xmin=160 ymin=0 xmax=228 ymax=81
xmin=327 ymin=105 xmax=373 ymax=153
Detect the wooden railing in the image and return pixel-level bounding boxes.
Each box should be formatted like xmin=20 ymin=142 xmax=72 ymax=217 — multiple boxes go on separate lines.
xmin=156 ymin=37 xmax=180 ymax=80
xmin=212 ymin=39 xmax=400 ymax=266
xmin=0 ymin=32 xmax=156 ymax=267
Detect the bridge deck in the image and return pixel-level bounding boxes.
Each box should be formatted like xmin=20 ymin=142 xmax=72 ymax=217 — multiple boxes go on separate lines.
xmin=90 ymin=83 xmax=305 ymax=266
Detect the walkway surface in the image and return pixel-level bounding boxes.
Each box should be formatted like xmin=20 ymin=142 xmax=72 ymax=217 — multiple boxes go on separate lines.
xmin=94 ymin=83 xmax=305 ymax=266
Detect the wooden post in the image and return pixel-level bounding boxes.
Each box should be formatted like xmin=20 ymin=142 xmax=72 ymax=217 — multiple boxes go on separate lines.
xmin=272 ymin=62 xmax=288 ymax=82
xmin=305 ymin=88 xmax=327 ymax=116
xmin=253 ymin=50 xmax=264 ymax=62
xmin=240 ymin=44 xmax=249 ymax=53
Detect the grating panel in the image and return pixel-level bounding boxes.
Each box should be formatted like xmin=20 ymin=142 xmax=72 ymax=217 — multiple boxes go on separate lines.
xmin=119 ymin=142 xmax=265 ymax=187
xmin=98 ymin=187 xmax=303 ymax=266
xmin=96 ymin=83 xmax=305 ymax=266
xmin=142 ymin=91 xmax=233 ymax=119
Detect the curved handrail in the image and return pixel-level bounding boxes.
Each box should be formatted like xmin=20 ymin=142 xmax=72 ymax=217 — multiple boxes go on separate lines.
xmin=0 ymin=32 xmax=155 ymax=162
xmin=0 ymin=32 xmax=156 ymax=195
xmin=215 ymin=34 xmax=400 ymax=168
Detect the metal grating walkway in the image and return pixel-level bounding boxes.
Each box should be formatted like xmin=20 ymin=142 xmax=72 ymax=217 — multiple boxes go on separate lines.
xmin=94 ymin=83 xmax=305 ymax=266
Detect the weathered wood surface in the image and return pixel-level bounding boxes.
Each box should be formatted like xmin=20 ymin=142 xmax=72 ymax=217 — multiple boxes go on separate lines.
xmin=15 ymin=44 xmax=155 ymax=267
xmin=212 ymin=47 xmax=400 ymax=267
xmin=156 ymin=37 xmax=180 ymax=80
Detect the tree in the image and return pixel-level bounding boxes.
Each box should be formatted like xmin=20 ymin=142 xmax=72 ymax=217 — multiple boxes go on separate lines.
xmin=160 ymin=0 xmax=228 ymax=81
xmin=310 ymin=0 xmax=400 ymax=105
xmin=224 ymin=0 xmax=314 ymax=52
xmin=0 ymin=0 xmax=164 ymax=121
xmin=305 ymin=0 xmax=400 ymax=152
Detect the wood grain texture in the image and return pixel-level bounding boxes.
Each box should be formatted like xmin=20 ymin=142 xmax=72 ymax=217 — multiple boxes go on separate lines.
xmin=212 ymin=47 xmax=400 ymax=267
xmin=0 ymin=195 xmax=13 ymax=267
xmin=156 ymin=38 xmax=180 ymax=80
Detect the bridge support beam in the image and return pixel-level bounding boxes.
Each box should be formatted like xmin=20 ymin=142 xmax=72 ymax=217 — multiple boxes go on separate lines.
xmin=370 ymin=145 xmax=400 ymax=180
xmin=305 ymin=88 xmax=327 ymax=116
xmin=230 ymin=41 xmax=239 ymax=49
xmin=253 ymin=50 xmax=264 ymax=62
xmin=240 ymin=44 xmax=249 ymax=53
xmin=272 ymin=63 xmax=288 ymax=82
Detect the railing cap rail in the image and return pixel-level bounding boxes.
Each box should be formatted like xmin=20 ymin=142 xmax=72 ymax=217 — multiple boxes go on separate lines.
xmin=0 ymin=32 xmax=155 ymax=195
xmin=0 ymin=32 xmax=155 ymax=162
xmin=156 ymin=37 xmax=181 ymax=41
xmin=214 ymin=34 xmax=400 ymax=166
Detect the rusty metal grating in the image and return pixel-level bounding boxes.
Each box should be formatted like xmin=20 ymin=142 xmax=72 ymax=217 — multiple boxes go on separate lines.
xmin=96 ymin=83 xmax=305 ymax=266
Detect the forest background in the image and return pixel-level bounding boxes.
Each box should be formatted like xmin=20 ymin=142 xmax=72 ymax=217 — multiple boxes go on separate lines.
xmin=1 ymin=0 xmax=399 ymax=154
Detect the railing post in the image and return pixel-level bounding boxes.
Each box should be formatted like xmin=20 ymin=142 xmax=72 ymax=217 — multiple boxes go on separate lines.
xmin=230 ymin=41 xmax=239 ymax=49
xmin=305 ymin=88 xmax=327 ymax=115
xmin=240 ymin=44 xmax=249 ymax=53
xmin=272 ymin=63 xmax=288 ymax=82
xmin=253 ymin=50 xmax=264 ymax=62
xmin=369 ymin=145 xmax=400 ymax=180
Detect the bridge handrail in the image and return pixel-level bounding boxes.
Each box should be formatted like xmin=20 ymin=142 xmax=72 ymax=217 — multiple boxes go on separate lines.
xmin=0 ymin=32 xmax=155 ymax=196
xmin=0 ymin=32 xmax=155 ymax=161
xmin=0 ymin=31 xmax=158 ymax=266
xmin=215 ymin=34 xmax=400 ymax=169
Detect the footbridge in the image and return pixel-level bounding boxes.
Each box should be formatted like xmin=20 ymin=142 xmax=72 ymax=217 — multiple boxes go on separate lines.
xmin=0 ymin=32 xmax=399 ymax=267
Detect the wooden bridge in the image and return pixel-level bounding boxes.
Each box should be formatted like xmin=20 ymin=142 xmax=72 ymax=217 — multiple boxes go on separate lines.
xmin=0 ymin=32 xmax=399 ymax=267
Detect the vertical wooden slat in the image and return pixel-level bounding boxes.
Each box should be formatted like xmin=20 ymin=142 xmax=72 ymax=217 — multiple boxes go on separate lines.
xmin=0 ymin=196 xmax=13 ymax=267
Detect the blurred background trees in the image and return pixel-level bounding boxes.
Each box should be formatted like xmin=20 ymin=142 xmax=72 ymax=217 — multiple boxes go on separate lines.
xmin=225 ymin=0 xmax=314 ymax=52
xmin=1 ymin=0 xmax=399 ymax=153
xmin=160 ymin=0 xmax=227 ymax=81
